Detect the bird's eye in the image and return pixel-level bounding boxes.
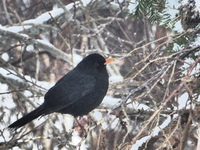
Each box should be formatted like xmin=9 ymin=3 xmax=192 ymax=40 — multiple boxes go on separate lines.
xmin=94 ymin=63 xmax=99 ymax=67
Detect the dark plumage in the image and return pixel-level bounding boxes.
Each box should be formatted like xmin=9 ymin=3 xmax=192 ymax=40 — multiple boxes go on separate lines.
xmin=8 ymin=53 xmax=114 ymax=129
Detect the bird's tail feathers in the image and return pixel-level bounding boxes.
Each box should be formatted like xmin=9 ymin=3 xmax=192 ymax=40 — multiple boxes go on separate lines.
xmin=8 ymin=104 xmax=46 ymax=129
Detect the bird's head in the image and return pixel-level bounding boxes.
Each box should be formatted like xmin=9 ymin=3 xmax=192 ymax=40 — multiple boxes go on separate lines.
xmin=76 ymin=53 xmax=115 ymax=74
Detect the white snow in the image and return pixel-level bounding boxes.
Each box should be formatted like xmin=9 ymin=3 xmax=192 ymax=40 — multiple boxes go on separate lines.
xmin=0 ymin=1 xmax=199 ymax=149
xmin=0 ymin=68 xmax=23 ymax=82
xmin=195 ymin=0 xmax=200 ymax=11
xmin=102 ymin=95 xmax=121 ymax=107
xmin=128 ymin=1 xmax=138 ymax=13
xmin=81 ymin=0 xmax=91 ymax=7
xmin=131 ymin=115 xmax=172 ymax=150
xmin=0 ymin=24 xmax=30 ymax=33
xmin=24 ymin=90 xmax=33 ymax=97
xmin=71 ymin=53 xmax=83 ymax=66
xmin=23 ymin=2 xmax=78 ymax=25
xmin=64 ymin=115 xmax=75 ymax=130
xmin=36 ymin=39 xmax=57 ymax=48
xmin=1 ymin=53 xmax=9 ymax=61
xmin=0 ymin=84 xmax=15 ymax=109
xmin=0 ymin=68 xmax=54 ymax=93
xmin=152 ymin=116 xmax=172 ymax=136
xmin=26 ymin=45 xmax=34 ymax=52
xmin=178 ymin=93 xmax=189 ymax=109
xmin=0 ymin=2 xmax=79 ymax=33
xmin=0 ymin=24 xmax=29 ymax=33
xmin=131 ymin=135 xmax=151 ymax=150
xmin=132 ymin=101 xmax=150 ymax=110
xmin=23 ymin=8 xmax=64 ymax=24
xmin=109 ymin=75 xmax=123 ymax=82
xmin=90 ymin=111 xmax=103 ymax=122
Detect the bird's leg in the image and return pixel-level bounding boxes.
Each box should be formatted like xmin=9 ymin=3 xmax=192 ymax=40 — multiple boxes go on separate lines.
xmin=74 ymin=117 xmax=87 ymax=138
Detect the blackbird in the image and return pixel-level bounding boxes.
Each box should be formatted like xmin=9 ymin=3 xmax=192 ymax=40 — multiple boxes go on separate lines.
xmin=8 ymin=53 xmax=115 ymax=129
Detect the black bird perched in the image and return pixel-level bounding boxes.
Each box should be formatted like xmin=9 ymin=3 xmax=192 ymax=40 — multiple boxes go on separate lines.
xmin=8 ymin=53 xmax=115 ymax=129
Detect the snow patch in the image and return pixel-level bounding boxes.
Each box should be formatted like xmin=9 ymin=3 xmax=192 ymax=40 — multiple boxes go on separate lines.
xmin=102 ymin=95 xmax=121 ymax=107
xmin=24 ymin=8 xmax=64 ymax=24
xmin=109 ymin=75 xmax=123 ymax=82
xmin=81 ymin=0 xmax=91 ymax=7
xmin=36 ymin=39 xmax=56 ymax=48
xmin=26 ymin=45 xmax=34 ymax=52
xmin=0 ymin=68 xmax=23 ymax=82
xmin=1 ymin=53 xmax=9 ymax=61
xmin=2 ymin=25 xmax=32 ymax=33
xmin=131 ymin=116 xmax=172 ymax=150
xmin=0 ymin=2 xmax=79 ymax=33
xmin=132 ymin=101 xmax=150 ymax=110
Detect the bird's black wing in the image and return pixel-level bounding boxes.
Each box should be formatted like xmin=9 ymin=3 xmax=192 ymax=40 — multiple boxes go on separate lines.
xmin=44 ymin=69 xmax=96 ymax=112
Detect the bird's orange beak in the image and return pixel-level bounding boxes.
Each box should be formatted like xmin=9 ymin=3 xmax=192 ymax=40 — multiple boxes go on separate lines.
xmin=104 ymin=58 xmax=115 ymax=65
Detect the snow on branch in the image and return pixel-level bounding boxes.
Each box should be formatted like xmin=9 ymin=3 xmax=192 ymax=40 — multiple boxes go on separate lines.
xmin=0 ymin=27 xmax=71 ymax=62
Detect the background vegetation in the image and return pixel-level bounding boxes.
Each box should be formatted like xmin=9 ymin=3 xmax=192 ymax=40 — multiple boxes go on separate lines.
xmin=0 ymin=0 xmax=199 ymax=149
